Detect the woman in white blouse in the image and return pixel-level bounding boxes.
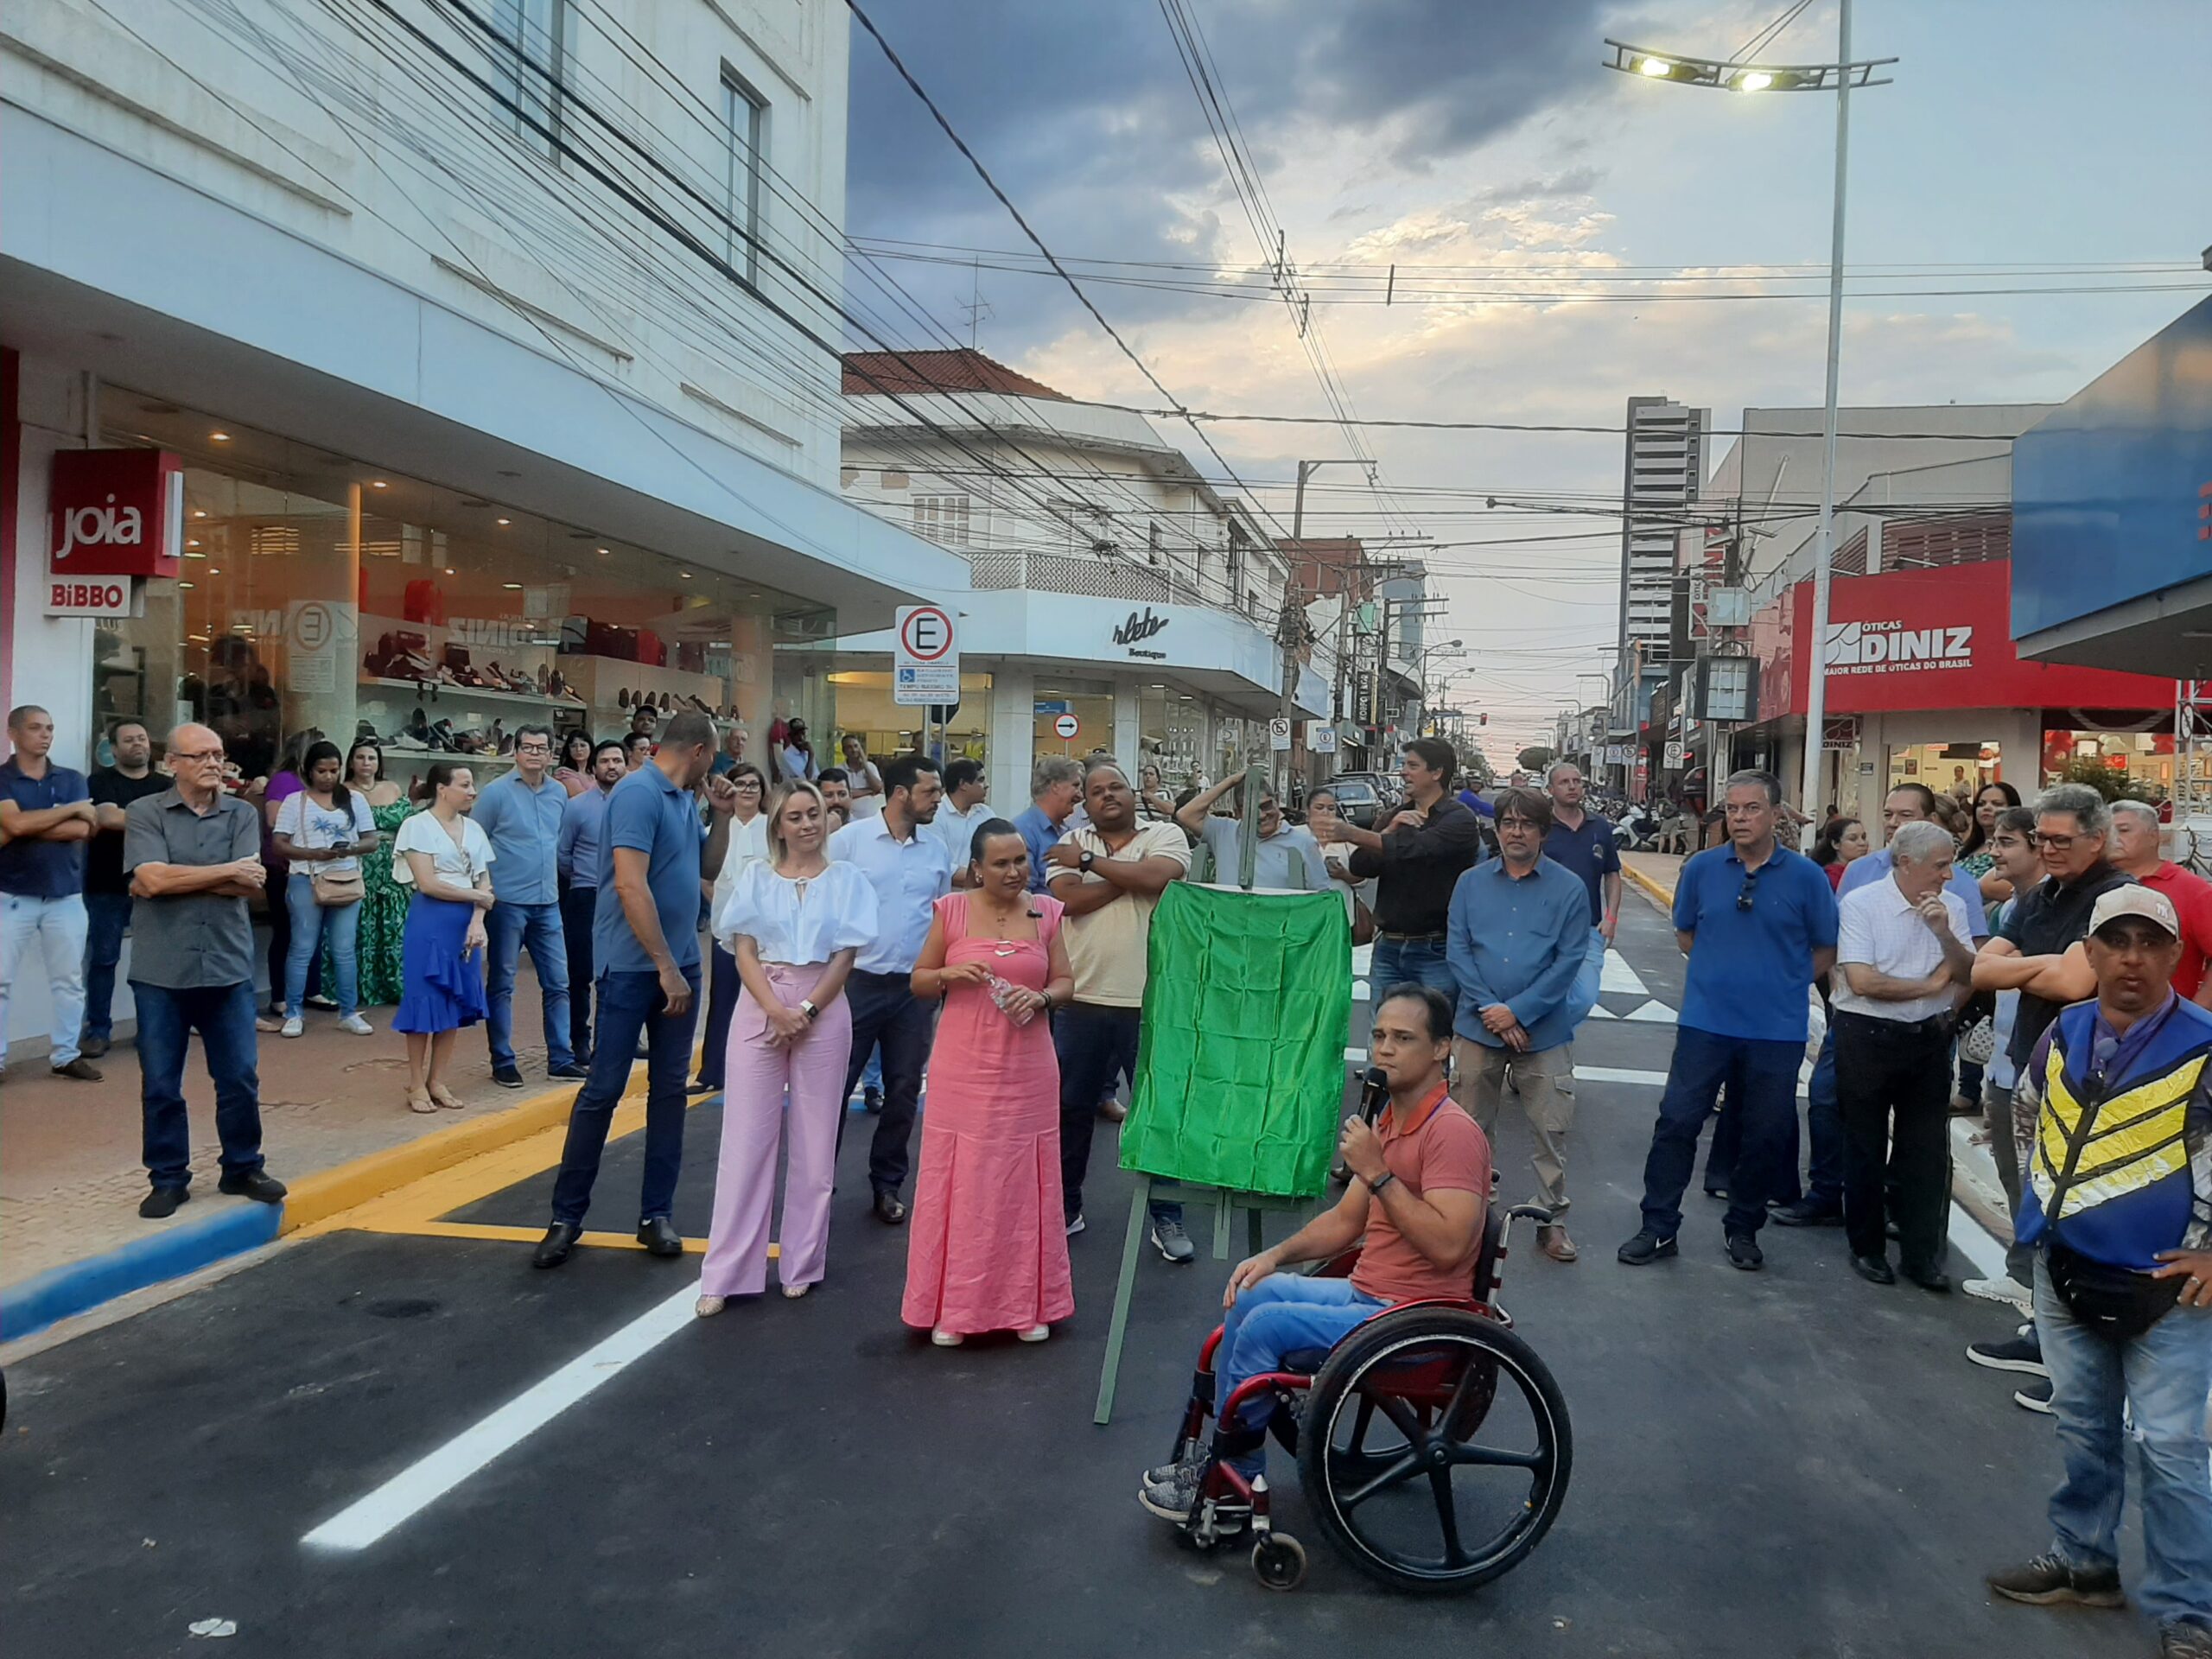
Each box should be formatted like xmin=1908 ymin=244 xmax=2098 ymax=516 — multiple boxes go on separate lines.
xmin=696 ymin=780 xmax=878 ymax=1313
xmin=391 ymin=763 xmax=496 ymax=1114
xmin=271 ymin=740 xmax=378 ymax=1038
xmin=694 ymin=762 xmax=772 ymax=1095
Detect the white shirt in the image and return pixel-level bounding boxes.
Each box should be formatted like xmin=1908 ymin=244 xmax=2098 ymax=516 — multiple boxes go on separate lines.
xmin=829 ymin=812 xmax=952 ymax=975
xmin=713 ymin=859 xmax=879 ymax=966
xmin=709 ymin=811 xmax=772 ymax=924
xmin=1831 ymin=875 xmax=1974 ymax=1024
xmin=274 ymin=788 xmax=375 ymax=877
xmin=931 ymin=798 xmax=995 ymax=869
xmin=391 ymin=811 xmax=495 ymax=889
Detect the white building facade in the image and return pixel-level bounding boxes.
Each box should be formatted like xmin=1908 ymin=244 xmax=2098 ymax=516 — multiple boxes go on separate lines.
xmin=1 ymin=0 xmax=963 ymax=1046
xmin=828 ymin=351 xmax=1329 ymax=810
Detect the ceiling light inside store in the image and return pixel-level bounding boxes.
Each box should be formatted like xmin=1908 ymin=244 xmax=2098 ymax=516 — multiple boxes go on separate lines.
xmin=209 ymin=431 xmax=231 ymax=442
xmin=177 ymin=581 xmax=195 ymax=589
xmin=678 ymin=571 xmax=693 ymax=580
xmin=495 ymin=518 xmax=511 ymax=527
xmin=370 ymin=480 xmax=389 ymax=490
xmin=503 ymin=582 xmax=524 ymax=590
xmin=186 ymin=540 xmax=201 ymax=550
xmin=208 ymin=568 xmax=220 ymax=575
xmin=192 ymin=509 xmax=207 ymax=518
xmin=596 ymin=547 xmax=609 ymax=556
xmin=445 ymin=567 xmax=456 ymax=575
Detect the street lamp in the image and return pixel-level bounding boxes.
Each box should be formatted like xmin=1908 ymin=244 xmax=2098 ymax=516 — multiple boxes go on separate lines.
xmin=1605 ymin=10 xmax=1896 ymax=837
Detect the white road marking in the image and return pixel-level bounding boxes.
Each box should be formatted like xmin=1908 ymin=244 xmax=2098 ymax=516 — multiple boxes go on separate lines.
xmin=1599 ymin=950 xmax=1649 ymax=997
xmin=1947 ymin=1204 xmax=2012 ymax=1284
xmin=1585 ymin=1005 xmax=1617 ymax=1020
xmin=302 ymin=1281 xmax=699 ymax=1552
xmin=1351 ymin=979 xmax=1370 ymax=1001
xmin=1622 ymin=1000 xmax=1678 ymax=1024
xmin=1574 ymin=1065 xmax=1671 ymax=1086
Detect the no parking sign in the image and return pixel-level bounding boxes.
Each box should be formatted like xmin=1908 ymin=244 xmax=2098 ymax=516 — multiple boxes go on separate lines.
xmin=893 ymin=604 xmax=959 ymax=706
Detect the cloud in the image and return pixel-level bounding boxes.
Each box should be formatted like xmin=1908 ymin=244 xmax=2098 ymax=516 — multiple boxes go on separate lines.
xmin=1465 ymin=163 xmax=1605 ymax=207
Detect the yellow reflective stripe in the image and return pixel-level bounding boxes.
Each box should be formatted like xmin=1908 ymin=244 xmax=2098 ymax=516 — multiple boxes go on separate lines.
xmin=2054 ymin=1142 xmax=2190 ymax=1221
xmin=2031 ymin=1042 xmax=2203 ymax=1221
xmin=2040 ymin=1044 xmax=2079 ymax=1136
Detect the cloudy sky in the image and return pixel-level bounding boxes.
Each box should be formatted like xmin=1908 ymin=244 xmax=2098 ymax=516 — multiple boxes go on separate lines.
xmin=845 ymin=0 xmax=2212 ymax=760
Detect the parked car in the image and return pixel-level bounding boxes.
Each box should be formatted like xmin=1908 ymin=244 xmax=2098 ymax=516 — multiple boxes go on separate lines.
xmin=1318 ymin=772 xmax=1397 ymax=829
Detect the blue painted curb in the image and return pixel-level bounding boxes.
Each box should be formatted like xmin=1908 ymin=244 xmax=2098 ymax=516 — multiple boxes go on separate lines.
xmin=1 ymin=1200 xmax=282 ymax=1344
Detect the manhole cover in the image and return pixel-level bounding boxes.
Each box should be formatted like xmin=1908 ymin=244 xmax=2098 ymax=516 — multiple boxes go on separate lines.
xmin=364 ymin=1298 xmax=440 ymax=1320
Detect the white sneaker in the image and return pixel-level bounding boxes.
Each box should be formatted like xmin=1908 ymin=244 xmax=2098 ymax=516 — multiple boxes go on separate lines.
xmin=338 ymin=1014 xmax=374 ymax=1036
xmin=281 ymin=1016 xmax=304 ymax=1039
xmin=931 ymin=1328 xmax=963 ymax=1347
xmin=1962 ymin=1274 xmax=2032 ymax=1312
xmin=1018 ymin=1325 xmax=1050 ymax=1344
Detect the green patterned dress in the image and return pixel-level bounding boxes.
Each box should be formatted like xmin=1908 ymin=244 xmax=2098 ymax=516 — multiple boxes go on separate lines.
xmin=354 ymin=798 xmax=416 ymax=1007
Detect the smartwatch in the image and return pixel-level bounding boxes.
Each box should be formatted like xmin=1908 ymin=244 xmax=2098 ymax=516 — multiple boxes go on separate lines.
xmin=799 ymin=999 xmax=819 ymax=1022
xmin=1367 ymin=1170 xmax=1397 ymax=1198
xmin=1079 ymin=849 xmax=1096 ymax=874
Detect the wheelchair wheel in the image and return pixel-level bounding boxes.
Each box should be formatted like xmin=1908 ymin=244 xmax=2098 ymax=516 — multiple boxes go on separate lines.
xmin=1251 ymin=1532 xmax=1307 ymax=1591
xmin=1296 ymin=1306 xmax=1570 ymax=1592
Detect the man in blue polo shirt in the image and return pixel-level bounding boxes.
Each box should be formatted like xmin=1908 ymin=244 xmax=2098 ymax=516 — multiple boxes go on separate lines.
xmin=535 ymin=712 xmax=734 ymax=1269
xmin=471 ymin=723 xmax=585 ymax=1088
xmin=1541 ymin=760 xmax=1622 ymax=1030
xmin=0 ymin=704 xmax=101 ymax=1082
xmin=1771 ymin=781 xmax=1993 ymax=1228
xmin=1619 ymin=769 xmax=1838 ymax=1272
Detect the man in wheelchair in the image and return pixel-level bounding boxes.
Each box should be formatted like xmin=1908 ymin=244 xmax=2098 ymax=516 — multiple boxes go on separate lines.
xmin=1139 ymin=982 xmax=1494 ymax=1522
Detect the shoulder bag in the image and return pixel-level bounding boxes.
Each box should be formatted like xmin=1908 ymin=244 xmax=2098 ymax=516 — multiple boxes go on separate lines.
xmin=310 ymin=791 xmax=367 ymax=907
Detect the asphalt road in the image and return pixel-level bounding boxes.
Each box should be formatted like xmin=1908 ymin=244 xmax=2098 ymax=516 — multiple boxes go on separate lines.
xmin=0 ymin=894 xmax=2147 ymax=1656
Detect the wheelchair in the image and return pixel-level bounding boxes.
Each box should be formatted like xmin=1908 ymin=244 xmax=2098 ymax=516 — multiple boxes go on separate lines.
xmin=1160 ymin=1200 xmax=1572 ymax=1593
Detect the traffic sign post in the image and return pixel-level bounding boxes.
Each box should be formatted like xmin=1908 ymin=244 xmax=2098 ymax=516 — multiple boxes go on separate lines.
xmin=1268 ymin=717 xmax=1293 ymax=753
xmin=893 ymin=604 xmax=959 ymax=706
xmin=1053 ymin=713 xmax=1080 ymax=741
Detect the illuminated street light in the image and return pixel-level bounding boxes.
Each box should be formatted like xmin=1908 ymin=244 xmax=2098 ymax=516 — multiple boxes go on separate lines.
xmin=1602 ymin=10 xmax=1897 ymax=836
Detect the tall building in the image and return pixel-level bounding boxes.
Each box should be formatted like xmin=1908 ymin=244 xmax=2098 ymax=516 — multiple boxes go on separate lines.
xmin=1616 ymin=397 xmax=1708 ymax=715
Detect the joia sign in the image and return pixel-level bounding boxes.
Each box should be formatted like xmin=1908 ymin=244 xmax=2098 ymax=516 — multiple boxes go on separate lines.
xmin=48 ymin=448 xmax=185 ymax=579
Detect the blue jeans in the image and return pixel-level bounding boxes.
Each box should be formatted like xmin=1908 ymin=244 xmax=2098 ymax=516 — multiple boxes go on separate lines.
xmin=549 ymin=965 xmax=698 ymax=1226
xmin=1794 ymin=1028 xmax=1843 ymax=1211
xmin=486 ymin=899 xmax=574 ymax=1070
xmin=1639 ymin=1025 xmax=1803 ymax=1240
xmin=836 ymin=969 xmax=936 ymax=1197
xmin=283 ymin=874 xmax=359 ymax=1019
xmin=1562 ymin=924 xmax=1605 ymax=1029
xmin=559 ymin=883 xmax=597 ymax=1062
xmin=1215 ymin=1274 xmax=1387 ymax=1474
xmin=135 ymin=979 xmax=263 ymax=1190
xmin=81 ymin=891 xmax=132 ymax=1045
xmin=0 ymin=891 xmax=88 ymax=1065
xmin=1054 ymin=1001 xmax=1179 ymax=1226
xmin=2035 ymin=1255 xmax=2212 ymax=1630
xmin=1370 ymin=935 xmax=1454 ymax=1002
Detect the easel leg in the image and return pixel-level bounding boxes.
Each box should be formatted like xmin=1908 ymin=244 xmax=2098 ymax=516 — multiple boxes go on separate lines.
xmin=1094 ymin=1175 xmax=1153 ymax=1426
xmin=1247 ymin=1202 xmax=1264 ymax=1258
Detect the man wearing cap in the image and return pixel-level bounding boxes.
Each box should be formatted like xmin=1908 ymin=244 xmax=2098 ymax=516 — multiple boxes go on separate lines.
xmin=1830 ymin=820 xmax=1979 ymax=1291
xmin=1984 ymin=881 xmax=2212 ymax=1659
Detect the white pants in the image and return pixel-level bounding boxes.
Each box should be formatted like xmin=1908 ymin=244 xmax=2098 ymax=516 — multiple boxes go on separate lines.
xmin=0 ymin=892 xmax=89 ymax=1065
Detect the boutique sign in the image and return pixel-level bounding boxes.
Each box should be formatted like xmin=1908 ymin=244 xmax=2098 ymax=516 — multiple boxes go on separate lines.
xmin=1113 ymin=605 xmax=1170 ymax=660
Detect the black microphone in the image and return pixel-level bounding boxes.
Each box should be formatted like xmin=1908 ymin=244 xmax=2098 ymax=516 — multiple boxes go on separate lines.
xmin=1357 ymin=1065 xmax=1390 ymax=1125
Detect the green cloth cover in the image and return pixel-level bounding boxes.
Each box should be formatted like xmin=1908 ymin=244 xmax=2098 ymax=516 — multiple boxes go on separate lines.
xmin=1121 ymin=882 xmax=1351 ymax=1198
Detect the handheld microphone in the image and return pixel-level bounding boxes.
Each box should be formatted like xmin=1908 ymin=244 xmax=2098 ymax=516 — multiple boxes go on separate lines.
xmin=1357 ymin=1065 xmax=1390 ymax=1125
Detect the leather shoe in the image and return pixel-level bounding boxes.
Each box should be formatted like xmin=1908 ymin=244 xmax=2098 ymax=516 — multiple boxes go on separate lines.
xmin=216 ymin=1169 xmax=288 ymax=1204
xmin=1770 ymin=1199 xmax=1842 ymax=1229
xmin=637 ymin=1217 xmax=684 ymax=1256
xmin=80 ymin=1036 xmax=111 ymax=1059
xmin=1902 ymin=1265 xmax=1951 ymax=1293
xmin=1851 ymin=1253 xmax=1897 ymax=1286
xmin=1536 ymin=1223 xmax=1579 ymax=1262
xmin=872 ymin=1190 xmax=908 ymax=1226
xmin=52 ymin=1057 xmax=103 ymax=1082
xmin=139 ymin=1185 xmax=189 ymax=1219
xmin=532 ymin=1221 xmax=582 ymax=1268
xmin=548 ymin=1061 xmax=589 ymax=1082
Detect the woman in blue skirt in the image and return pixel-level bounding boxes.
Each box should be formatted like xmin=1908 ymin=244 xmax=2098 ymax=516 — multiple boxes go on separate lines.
xmin=391 ymin=763 xmax=496 ymax=1114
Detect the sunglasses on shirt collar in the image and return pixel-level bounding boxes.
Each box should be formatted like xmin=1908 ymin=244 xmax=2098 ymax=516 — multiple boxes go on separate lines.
xmin=1736 ymin=868 xmax=1763 ymax=912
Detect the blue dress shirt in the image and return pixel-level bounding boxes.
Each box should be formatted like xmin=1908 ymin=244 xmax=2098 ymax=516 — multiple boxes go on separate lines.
xmin=558 ymin=784 xmax=613 ymax=887
xmin=471 ymin=772 xmax=568 ymax=906
xmin=1014 ymin=802 xmax=1071 ymax=894
xmin=1445 ymin=855 xmax=1592 ymax=1052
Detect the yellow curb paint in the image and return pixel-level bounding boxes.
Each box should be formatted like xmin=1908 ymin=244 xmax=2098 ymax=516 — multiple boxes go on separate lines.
xmin=350 ymin=1218 xmax=750 ymax=1256
xmin=1620 ymin=862 xmax=1676 ymax=908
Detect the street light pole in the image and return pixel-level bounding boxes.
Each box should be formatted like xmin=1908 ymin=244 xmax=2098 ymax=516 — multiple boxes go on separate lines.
xmin=1797 ymin=0 xmax=1853 ymax=839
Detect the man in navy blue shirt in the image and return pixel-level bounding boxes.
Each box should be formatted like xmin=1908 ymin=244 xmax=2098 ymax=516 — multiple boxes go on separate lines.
xmin=0 ymin=705 xmax=101 ymax=1081
xmin=1541 ymin=761 xmax=1623 ymax=1032
xmin=1619 ymin=770 xmax=1838 ymax=1272
xmin=536 ymin=712 xmax=734 ymax=1268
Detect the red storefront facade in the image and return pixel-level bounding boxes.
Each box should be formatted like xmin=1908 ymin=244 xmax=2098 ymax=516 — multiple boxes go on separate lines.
xmin=1740 ymin=555 xmax=2179 ymax=818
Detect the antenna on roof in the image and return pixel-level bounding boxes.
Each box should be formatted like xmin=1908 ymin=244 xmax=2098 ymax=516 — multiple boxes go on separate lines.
xmin=959 ymin=257 xmax=994 ymax=349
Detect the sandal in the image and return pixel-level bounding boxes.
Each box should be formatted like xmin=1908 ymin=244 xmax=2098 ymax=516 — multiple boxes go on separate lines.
xmin=406 ymin=1086 xmax=437 ymax=1115
xmin=429 ymin=1083 xmax=465 ymax=1110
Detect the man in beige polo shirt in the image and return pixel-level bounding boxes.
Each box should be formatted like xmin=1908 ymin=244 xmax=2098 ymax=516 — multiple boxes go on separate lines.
xmin=1046 ymin=757 xmax=1193 ymax=1257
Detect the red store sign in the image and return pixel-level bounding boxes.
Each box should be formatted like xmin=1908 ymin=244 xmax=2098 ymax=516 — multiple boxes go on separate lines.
xmin=48 ymin=448 xmax=184 ymax=579
xmin=1751 ymin=557 xmax=2174 ymax=724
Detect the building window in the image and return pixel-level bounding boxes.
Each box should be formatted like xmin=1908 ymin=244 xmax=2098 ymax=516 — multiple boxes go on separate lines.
xmin=838 ymin=466 xmax=859 ymax=487
xmin=880 ymin=469 xmax=908 ymax=490
xmin=721 ymin=67 xmax=768 ymax=287
xmin=912 ymin=495 xmax=971 ymax=547
xmin=493 ymin=0 xmax=570 ymax=160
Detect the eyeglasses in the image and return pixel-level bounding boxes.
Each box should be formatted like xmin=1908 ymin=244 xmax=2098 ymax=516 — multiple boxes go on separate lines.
xmin=2037 ymin=833 xmax=2079 ymax=852
xmin=1736 ymin=868 xmax=1764 ymax=912
xmin=171 ymin=748 xmax=226 ymax=765
xmin=517 ymin=742 xmax=552 ymax=754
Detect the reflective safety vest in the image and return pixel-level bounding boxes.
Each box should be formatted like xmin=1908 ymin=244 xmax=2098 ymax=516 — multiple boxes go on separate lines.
xmin=2017 ymin=996 xmax=2212 ymax=1271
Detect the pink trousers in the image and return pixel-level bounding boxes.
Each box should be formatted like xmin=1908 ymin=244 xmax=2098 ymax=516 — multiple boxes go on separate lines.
xmin=697 ymin=961 xmax=854 ymax=1296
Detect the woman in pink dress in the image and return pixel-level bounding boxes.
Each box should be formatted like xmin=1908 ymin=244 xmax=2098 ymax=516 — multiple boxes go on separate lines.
xmin=904 ymin=818 xmax=1077 ymax=1346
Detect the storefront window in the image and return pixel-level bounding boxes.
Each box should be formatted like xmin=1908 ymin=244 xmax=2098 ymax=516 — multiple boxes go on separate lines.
xmin=826 ymin=670 xmax=993 ymax=770
xmin=1886 ymin=741 xmax=2000 ymax=804
xmin=1138 ymin=683 xmax=1204 ymax=791
xmin=94 ymin=389 xmax=828 ymax=790
xmin=1033 ymin=678 xmax=1115 ymax=763
xmin=2040 ymin=728 xmax=2177 ymax=799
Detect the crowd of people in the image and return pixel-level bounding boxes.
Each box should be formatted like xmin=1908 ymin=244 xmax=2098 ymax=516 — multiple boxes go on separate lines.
xmin=6 ymin=698 xmax=2206 ymax=1650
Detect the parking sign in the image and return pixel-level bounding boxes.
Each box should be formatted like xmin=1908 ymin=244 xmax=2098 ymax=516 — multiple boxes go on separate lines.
xmin=894 ymin=604 xmax=959 ymax=705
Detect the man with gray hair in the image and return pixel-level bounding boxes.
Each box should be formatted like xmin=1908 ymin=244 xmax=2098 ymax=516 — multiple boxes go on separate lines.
xmin=1016 ymin=754 xmax=1085 ymax=894
xmin=1832 ymin=820 xmax=1979 ymax=1290
xmin=2107 ymin=798 xmax=2212 ymax=1007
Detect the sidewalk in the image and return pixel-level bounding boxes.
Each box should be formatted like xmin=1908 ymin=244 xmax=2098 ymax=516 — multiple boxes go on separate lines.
xmin=2 ymin=964 xmax=597 ymax=1340
xmin=1615 ymin=847 xmax=2018 ymax=1268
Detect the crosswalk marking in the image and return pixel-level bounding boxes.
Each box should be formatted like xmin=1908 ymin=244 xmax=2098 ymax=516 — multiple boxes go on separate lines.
xmin=1599 ymin=949 xmax=1649 ymax=997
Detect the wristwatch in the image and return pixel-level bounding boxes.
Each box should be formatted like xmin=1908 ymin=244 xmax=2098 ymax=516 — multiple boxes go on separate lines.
xmin=1367 ymin=1170 xmax=1397 ymax=1198
xmin=799 ymin=999 xmax=819 ymax=1022
xmin=1078 ymin=849 xmax=1096 ymax=874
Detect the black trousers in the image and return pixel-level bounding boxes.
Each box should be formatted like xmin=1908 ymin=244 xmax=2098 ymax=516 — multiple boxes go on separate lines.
xmin=696 ymin=942 xmax=740 ymax=1089
xmin=834 ymin=969 xmax=935 ymax=1198
xmin=559 ymin=882 xmax=598 ymax=1062
xmin=1834 ymin=1010 xmax=1953 ymax=1274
